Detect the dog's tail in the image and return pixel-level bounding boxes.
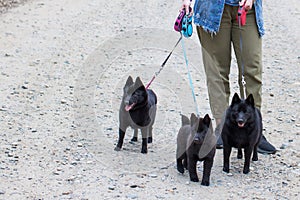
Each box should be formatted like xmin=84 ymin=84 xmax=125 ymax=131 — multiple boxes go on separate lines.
xmin=181 ymin=114 xmax=190 ymax=126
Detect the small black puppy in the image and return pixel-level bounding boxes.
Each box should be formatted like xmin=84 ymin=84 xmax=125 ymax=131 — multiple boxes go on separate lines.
xmin=221 ymin=93 xmax=262 ymax=174
xmin=114 ymin=76 xmax=157 ymax=154
xmin=176 ymin=113 xmax=216 ymax=186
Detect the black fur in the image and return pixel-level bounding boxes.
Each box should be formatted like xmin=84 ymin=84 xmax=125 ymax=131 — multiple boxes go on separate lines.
xmin=114 ymin=76 xmax=157 ymax=154
xmin=176 ymin=113 xmax=216 ymax=186
xmin=221 ymin=93 xmax=262 ymax=174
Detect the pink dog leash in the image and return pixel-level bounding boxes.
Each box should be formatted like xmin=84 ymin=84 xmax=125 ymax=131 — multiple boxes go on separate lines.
xmin=125 ymin=35 xmax=182 ymax=112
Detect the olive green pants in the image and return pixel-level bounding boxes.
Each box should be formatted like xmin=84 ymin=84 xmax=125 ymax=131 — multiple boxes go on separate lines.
xmin=197 ymin=5 xmax=262 ymax=119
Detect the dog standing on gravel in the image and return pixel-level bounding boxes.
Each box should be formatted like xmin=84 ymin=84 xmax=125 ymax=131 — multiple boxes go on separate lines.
xmin=221 ymin=93 xmax=262 ymax=174
xmin=176 ymin=113 xmax=216 ymax=186
xmin=114 ymin=76 xmax=157 ymax=154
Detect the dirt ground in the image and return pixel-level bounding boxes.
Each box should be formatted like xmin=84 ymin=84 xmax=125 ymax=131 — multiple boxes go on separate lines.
xmin=0 ymin=0 xmax=28 ymax=14
xmin=0 ymin=0 xmax=299 ymax=199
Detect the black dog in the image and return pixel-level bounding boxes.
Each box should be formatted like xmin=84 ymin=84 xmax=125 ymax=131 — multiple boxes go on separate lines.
xmin=114 ymin=76 xmax=157 ymax=154
xmin=176 ymin=113 xmax=216 ymax=186
xmin=221 ymin=93 xmax=262 ymax=174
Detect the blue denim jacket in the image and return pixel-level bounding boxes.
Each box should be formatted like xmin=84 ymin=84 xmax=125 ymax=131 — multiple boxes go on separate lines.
xmin=193 ymin=0 xmax=265 ymax=37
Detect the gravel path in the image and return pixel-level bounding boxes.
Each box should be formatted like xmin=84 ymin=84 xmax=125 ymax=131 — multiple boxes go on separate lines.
xmin=0 ymin=0 xmax=299 ymax=199
xmin=0 ymin=0 xmax=29 ymax=14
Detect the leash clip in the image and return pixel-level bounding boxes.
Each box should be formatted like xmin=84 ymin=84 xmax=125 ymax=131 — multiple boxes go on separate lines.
xmin=241 ymin=75 xmax=246 ymax=86
xmin=241 ymin=75 xmax=247 ymax=98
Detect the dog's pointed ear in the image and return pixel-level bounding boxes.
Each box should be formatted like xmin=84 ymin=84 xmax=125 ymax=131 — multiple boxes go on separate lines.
xmin=190 ymin=113 xmax=199 ymax=130
xmin=125 ymin=76 xmax=134 ymax=86
xmin=203 ymin=114 xmax=211 ymax=127
xmin=246 ymin=94 xmax=255 ymax=107
xmin=231 ymin=93 xmax=241 ymax=107
xmin=181 ymin=114 xmax=190 ymax=126
xmin=134 ymin=77 xmax=145 ymax=89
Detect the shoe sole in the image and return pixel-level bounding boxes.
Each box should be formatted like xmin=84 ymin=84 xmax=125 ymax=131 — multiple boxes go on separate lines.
xmin=257 ymin=147 xmax=276 ymax=154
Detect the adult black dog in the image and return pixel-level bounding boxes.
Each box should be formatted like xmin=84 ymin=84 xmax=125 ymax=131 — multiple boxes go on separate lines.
xmin=221 ymin=93 xmax=262 ymax=174
xmin=114 ymin=76 xmax=157 ymax=154
xmin=176 ymin=113 xmax=216 ymax=186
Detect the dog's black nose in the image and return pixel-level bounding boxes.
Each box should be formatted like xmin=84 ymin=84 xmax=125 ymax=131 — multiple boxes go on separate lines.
xmin=193 ymin=136 xmax=202 ymax=144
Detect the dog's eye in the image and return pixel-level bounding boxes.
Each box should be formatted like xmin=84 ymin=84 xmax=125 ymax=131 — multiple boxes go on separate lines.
xmin=134 ymin=90 xmax=142 ymax=95
xmin=232 ymin=111 xmax=238 ymax=116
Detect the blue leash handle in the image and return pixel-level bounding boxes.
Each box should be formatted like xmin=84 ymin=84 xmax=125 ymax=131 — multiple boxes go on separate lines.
xmin=180 ymin=33 xmax=200 ymax=117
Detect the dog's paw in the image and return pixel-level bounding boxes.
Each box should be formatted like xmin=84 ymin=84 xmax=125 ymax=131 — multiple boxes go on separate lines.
xmin=243 ymin=168 xmax=250 ymax=174
xmin=223 ymin=167 xmax=230 ymax=173
xmin=177 ymin=166 xmax=184 ymax=174
xmin=201 ymin=180 xmax=210 ymax=186
xmin=252 ymin=156 xmax=258 ymax=161
xmin=147 ymin=137 xmax=152 ymax=143
xmin=141 ymin=148 xmax=148 ymax=154
xmin=190 ymin=177 xmax=199 ymax=182
xmin=114 ymin=147 xmax=121 ymax=151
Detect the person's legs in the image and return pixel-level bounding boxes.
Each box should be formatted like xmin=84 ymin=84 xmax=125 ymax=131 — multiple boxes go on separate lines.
xmin=196 ymin=5 xmax=233 ymax=122
xmin=197 ymin=5 xmax=235 ymax=148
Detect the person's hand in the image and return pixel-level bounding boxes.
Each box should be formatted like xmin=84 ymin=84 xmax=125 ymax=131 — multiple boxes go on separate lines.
xmin=239 ymin=0 xmax=254 ymax=11
xmin=181 ymin=0 xmax=193 ymax=17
